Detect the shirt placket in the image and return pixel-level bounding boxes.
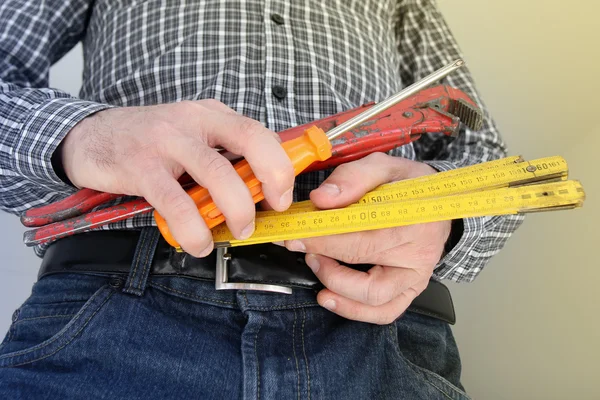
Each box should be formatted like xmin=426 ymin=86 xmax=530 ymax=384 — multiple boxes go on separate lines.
xmin=263 ymin=0 xmax=297 ymax=132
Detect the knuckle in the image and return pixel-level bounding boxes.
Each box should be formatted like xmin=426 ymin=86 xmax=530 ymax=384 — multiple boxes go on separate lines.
xmin=197 ymin=98 xmax=223 ymax=109
xmin=237 ymin=117 xmax=266 ymax=141
xmin=158 ymin=190 xmax=194 ymax=220
xmin=365 ymin=152 xmax=388 ymax=163
xmin=332 ymin=162 xmax=361 ymax=183
xmin=203 ymin=155 xmax=234 ymax=181
xmin=364 ymin=267 xmax=391 ymax=306
xmin=173 ymin=100 xmax=200 ymax=116
xmin=150 ymin=119 xmax=175 ymax=138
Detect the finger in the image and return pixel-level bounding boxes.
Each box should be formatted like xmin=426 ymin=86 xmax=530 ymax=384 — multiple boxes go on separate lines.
xmin=316 ymin=286 xmax=421 ymax=325
xmin=165 ymin=139 xmax=256 ymax=241
xmin=309 ymin=153 xmax=436 ymax=209
xmin=194 ymin=98 xmax=239 ymax=115
xmin=282 ymin=227 xmax=408 ymax=265
xmin=282 ymin=222 xmax=447 ymax=268
xmin=198 ymin=112 xmax=295 ymax=212
xmin=305 ymin=254 xmax=422 ymax=306
xmin=140 ymin=167 xmax=213 ymax=257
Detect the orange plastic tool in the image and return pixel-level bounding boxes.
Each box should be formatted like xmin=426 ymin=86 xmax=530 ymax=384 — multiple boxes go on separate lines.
xmin=153 ymin=126 xmax=332 ymax=248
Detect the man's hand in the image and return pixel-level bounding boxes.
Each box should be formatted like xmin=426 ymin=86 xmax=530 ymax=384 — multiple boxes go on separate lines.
xmin=60 ymin=100 xmax=295 ymax=257
xmin=277 ymin=153 xmax=452 ymax=325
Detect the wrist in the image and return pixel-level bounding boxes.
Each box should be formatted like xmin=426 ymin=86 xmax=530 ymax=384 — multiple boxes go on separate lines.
xmin=59 ymin=114 xmax=96 ymax=190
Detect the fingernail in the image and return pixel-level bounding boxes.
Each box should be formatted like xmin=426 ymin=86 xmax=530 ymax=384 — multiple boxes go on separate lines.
xmin=198 ymin=242 xmax=214 ymax=258
xmin=323 ymin=299 xmax=336 ymax=311
xmin=288 ymin=240 xmax=306 ymax=253
xmin=240 ymin=220 xmax=255 ymax=240
xmin=319 ymin=183 xmax=340 ymax=197
xmin=272 ymin=241 xmax=284 ymax=246
xmin=305 ymin=254 xmax=320 ymax=273
xmin=279 ymin=187 xmax=294 ymax=209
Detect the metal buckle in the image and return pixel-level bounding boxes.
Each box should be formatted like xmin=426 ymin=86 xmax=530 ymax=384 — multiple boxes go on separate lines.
xmin=215 ymin=247 xmax=292 ymax=294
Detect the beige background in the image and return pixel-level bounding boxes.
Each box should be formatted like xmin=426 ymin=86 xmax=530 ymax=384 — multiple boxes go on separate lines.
xmin=0 ymin=1 xmax=598 ymax=398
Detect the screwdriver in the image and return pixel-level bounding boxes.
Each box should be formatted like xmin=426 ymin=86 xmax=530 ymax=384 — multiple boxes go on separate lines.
xmin=154 ymin=59 xmax=466 ymax=249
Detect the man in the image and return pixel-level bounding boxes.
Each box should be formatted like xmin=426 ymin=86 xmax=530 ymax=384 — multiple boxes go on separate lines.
xmin=0 ymin=0 xmax=523 ymax=398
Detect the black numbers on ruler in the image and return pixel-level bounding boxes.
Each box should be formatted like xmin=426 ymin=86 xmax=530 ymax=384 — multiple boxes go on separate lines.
xmin=368 ymin=194 xmax=393 ymax=203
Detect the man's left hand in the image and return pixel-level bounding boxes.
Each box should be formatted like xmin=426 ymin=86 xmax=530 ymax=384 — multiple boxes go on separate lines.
xmin=277 ymin=153 xmax=452 ymax=325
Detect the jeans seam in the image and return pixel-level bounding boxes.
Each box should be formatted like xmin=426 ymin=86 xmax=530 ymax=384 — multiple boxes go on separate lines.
xmin=245 ymin=302 xmax=318 ymax=311
xmin=149 ymin=282 xmax=236 ymax=305
xmin=12 ymin=314 xmax=77 ymax=325
xmin=254 ymin=318 xmax=263 ymax=400
xmin=136 ymin=229 xmax=158 ymax=291
xmin=292 ymin=309 xmax=300 ymax=400
xmin=0 ymin=288 xmax=114 ymax=367
xmin=136 ymin=239 xmax=152 ymax=291
xmin=126 ymin=230 xmax=148 ymax=291
xmin=301 ymin=307 xmax=310 ymax=400
xmin=387 ymin=325 xmax=470 ymax=399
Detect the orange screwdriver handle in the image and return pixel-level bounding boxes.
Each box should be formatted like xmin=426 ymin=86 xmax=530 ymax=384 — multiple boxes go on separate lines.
xmin=154 ymin=126 xmax=333 ymax=249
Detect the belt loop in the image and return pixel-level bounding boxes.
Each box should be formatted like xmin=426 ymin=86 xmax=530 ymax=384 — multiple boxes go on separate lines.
xmin=122 ymin=227 xmax=161 ymax=296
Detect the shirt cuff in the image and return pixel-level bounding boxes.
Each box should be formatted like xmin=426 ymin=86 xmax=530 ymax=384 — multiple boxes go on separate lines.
xmin=422 ymin=159 xmax=486 ymax=280
xmin=11 ymin=97 xmax=116 ymax=193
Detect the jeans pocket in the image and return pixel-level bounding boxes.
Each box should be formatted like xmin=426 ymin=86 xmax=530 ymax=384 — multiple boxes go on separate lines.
xmin=390 ymin=313 xmax=472 ymax=400
xmin=0 ymin=274 xmax=118 ymax=368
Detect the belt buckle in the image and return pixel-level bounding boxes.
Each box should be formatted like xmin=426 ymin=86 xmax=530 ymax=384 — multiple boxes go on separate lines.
xmin=215 ymin=247 xmax=292 ymax=294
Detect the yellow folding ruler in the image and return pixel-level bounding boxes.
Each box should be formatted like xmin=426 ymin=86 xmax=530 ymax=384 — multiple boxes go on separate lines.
xmin=211 ymin=156 xmax=585 ymax=247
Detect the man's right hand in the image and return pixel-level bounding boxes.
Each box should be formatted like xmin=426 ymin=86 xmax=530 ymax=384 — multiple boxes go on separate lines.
xmin=60 ymin=100 xmax=295 ymax=257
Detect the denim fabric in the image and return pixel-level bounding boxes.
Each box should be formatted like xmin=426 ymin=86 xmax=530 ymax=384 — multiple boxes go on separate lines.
xmin=0 ymin=230 xmax=470 ymax=399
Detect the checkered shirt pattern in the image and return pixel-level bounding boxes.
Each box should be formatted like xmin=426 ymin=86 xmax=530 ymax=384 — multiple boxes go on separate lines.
xmin=0 ymin=0 xmax=524 ymax=282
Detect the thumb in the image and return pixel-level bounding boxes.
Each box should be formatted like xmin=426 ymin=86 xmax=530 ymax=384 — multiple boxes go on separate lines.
xmin=310 ymin=153 xmax=418 ymax=209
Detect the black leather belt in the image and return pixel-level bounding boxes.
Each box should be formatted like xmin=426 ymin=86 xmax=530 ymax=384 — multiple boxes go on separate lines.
xmin=38 ymin=230 xmax=456 ymax=324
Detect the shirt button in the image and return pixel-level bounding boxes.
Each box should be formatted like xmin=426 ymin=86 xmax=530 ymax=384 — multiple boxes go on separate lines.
xmin=272 ymin=86 xmax=287 ymax=99
xmin=270 ymin=13 xmax=285 ymax=25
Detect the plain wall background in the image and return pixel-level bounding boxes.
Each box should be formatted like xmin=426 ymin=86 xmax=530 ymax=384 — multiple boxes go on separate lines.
xmin=1 ymin=1 xmax=598 ymax=398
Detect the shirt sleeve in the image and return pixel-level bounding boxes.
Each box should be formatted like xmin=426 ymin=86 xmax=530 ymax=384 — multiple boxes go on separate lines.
xmin=0 ymin=0 xmax=114 ymax=215
xmin=395 ymin=0 xmax=525 ymax=283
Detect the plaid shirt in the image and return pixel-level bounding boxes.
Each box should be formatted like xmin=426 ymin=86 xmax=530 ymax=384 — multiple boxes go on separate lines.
xmin=0 ymin=0 xmax=524 ymax=282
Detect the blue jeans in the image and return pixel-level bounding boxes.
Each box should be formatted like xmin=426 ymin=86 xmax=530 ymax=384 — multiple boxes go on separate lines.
xmin=0 ymin=231 xmax=470 ymax=399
